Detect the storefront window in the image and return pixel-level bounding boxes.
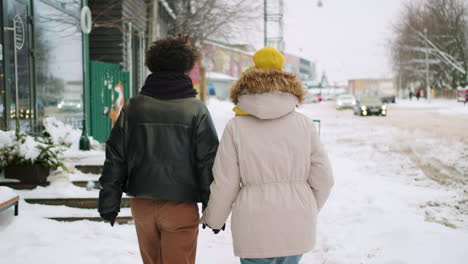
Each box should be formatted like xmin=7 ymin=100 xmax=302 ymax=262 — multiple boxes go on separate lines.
xmin=0 ymin=3 xmax=4 ymax=130
xmin=34 ymin=0 xmax=83 ymax=128
xmin=2 ymin=0 xmax=32 ymax=132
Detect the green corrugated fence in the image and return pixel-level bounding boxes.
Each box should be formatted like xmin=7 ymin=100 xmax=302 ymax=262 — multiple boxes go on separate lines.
xmin=89 ymin=61 xmax=130 ymax=143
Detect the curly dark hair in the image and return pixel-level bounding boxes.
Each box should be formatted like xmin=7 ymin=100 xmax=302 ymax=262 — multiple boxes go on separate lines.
xmin=145 ymin=36 xmax=199 ymax=73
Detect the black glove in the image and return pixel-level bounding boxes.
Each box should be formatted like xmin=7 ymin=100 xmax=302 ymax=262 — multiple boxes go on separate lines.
xmin=101 ymin=212 xmax=118 ymax=226
xmin=212 ymin=224 xmax=226 ymax=234
xmin=202 ymin=223 xmax=225 ymax=234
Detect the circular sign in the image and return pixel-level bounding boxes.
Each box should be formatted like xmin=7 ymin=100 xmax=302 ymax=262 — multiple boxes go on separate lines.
xmin=81 ymin=6 xmax=92 ymax=34
xmin=14 ymin=15 xmax=25 ymax=50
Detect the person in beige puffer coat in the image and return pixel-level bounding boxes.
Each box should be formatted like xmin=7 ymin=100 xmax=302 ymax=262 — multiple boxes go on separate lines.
xmin=201 ymin=47 xmax=334 ymax=264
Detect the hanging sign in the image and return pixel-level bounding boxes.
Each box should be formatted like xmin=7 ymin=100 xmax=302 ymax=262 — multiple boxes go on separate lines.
xmin=80 ymin=6 xmax=92 ymax=34
xmin=14 ymin=15 xmax=25 ymax=50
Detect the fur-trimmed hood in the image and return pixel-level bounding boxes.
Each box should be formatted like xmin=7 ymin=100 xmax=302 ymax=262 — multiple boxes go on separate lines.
xmin=237 ymin=92 xmax=298 ymax=119
xmin=229 ymin=69 xmax=305 ymax=105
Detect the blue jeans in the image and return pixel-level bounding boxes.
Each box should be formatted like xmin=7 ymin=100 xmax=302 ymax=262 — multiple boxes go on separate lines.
xmin=240 ymin=255 xmax=302 ymax=264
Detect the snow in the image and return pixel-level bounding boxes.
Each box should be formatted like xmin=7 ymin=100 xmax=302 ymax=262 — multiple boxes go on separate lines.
xmin=43 ymin=117 xmax=104 ymax=157
xmin=0 ymin=98 xmax=467 ymax=263
xmin=68 ymin=170 xmax=100 ymax=182
xmin=18 ymin=135 xmax=43 ymax=161
xmin=0 ymin=131 xmax=45 ymax=163
xmin=16 ymin=179 xmax=99 ymax=199
xmin=393 ymin=99 xmax=468 ymax=118
xmin=0 ymin=130 xmax=14 ymax=148
xmin=0 ymin=187 xmax=17 ymax=202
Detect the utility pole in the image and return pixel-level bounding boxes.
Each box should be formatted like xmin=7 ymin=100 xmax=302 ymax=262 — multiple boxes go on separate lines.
xmin=264 ymin=0 xmax=267 ymax=47
xmin=263 ymin=0 xmax=284 ymax=51
xmin=264 ymin=1 xmax=322 ymax=50
xmin=424 ymin=28 xmax=431 ymax=102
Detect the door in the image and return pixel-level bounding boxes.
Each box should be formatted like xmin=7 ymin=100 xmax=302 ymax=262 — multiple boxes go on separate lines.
xmin=2 ymin=0 xmax=32 ymax=131
xmin=90 ymin=61 xmax=130 ymax=142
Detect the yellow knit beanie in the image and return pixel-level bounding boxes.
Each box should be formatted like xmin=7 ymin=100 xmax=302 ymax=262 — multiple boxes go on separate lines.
xmin=253 ymin=47 xmax=284 ymax=70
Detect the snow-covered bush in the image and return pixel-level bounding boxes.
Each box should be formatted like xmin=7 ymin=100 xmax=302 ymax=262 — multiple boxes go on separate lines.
xmin=0 ymin=130 xmax=68 ymax=171
xmin=43 ymin=117 xmax=103 ymax=151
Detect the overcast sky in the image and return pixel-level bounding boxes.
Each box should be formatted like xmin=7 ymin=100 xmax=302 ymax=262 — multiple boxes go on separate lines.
xmin=283 ymin=0 xmax=409 ymax=83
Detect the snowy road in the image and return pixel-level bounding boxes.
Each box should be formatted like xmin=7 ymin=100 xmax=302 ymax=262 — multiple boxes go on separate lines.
xmin=0 ymin=99 xmax=467 ymax=264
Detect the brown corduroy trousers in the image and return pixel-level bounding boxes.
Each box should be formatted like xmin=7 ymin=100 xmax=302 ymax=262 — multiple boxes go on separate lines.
xmin=130 ymin=198 xmax=199 ymax=264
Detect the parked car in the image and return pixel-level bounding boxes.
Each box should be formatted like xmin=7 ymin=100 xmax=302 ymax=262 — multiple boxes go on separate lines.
xmin=57 ymin=98 xmax=82 ymax=112
xmin=304 ymin=91 xmax=323 ymax=104
xmin=353 ymin=96 xmax=387 ymax=116
xmin=336 ymin=94 xmax=356 ymax=109
xmin=380 ymin=95 xmax=396 ymax=103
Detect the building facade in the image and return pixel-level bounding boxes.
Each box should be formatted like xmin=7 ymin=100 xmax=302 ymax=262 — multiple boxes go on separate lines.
xmin=1 ymin=0 xmax=85 ymax=132
xmin=348 ymin=78 xmax=396 ymax=97
xmin=0 ymin=0 xmax=174 ymax=140
xmin=189 ymin=41 xmax=316 ymax=100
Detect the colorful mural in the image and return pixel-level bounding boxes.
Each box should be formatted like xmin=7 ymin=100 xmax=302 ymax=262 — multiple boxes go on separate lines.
xmin=188 ymin=42 xmax=315 ymax=98
xmin=189 ymin=42 xmax=253 ymax=92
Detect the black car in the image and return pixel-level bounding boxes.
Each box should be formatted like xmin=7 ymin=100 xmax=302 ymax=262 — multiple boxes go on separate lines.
xmin=381 ymin=95 xmax=396 ymax=103
xmin=353 ymin=96 xmax=387 ymax=116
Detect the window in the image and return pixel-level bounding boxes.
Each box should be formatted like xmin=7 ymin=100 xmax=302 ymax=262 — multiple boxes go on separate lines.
xmin=34 ymin=0 xmax=83 ymax=128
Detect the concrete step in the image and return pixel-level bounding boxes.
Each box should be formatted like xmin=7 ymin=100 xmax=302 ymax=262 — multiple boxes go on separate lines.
xmin=0 ymin=181 xmax=100 ymax=190
xmin=72 ymin=181 xmax=101 ymax=189
xmin=0 ymin=182 xmax=48 ymax=190
xmin=48 ymin=216 xmax=133 ymax=224
xmin=75 ymin=165 xmax=103 ymax=175
xmin=25 ymin=197 xmax=131 ymax=209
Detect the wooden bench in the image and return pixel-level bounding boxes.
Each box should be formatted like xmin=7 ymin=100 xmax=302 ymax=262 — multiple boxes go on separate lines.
xmin=0 ymin=196 xmax=19 ymax=216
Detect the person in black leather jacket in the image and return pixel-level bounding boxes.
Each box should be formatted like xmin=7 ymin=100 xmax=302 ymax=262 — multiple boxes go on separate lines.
xmin=98 ymin=36 xmax=219 ymax=264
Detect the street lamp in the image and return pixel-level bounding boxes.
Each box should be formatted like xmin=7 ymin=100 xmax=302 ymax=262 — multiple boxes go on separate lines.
xmin=79 ymin=2 xmax=92 ymax=151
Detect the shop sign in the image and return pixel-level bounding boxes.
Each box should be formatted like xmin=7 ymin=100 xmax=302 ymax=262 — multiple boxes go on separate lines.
xmin=14 ymin=15 xmax=25 ymax=50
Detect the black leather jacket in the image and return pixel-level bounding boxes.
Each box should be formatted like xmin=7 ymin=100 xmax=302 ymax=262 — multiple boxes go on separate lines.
xmin=98 ymin=95 xmax=219 ymax=214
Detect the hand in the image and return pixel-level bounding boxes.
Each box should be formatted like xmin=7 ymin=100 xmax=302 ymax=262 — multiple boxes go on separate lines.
xmin=212 ymin=224 xmax=226 ymax=234
xmin=202 ymin=223 xmax=225 ymax=234
xmin=101 ymin=212 xmax=118 ymax=226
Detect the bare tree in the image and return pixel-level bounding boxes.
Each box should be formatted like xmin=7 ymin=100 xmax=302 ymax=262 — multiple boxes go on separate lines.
xmin=391 ymin=0 xmax=468 ymax=94
xmin=37 ymin=0 xmax=151 ymax=37
xmin=169 ymin=0 xmax=261 ymax=103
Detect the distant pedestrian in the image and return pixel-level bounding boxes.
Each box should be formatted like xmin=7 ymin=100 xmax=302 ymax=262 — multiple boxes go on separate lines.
xmin=201 ymin=47 xmax=334 ymax=264
xmin=98 ymin=36 xmax=219 ymax=264
xmin=464 ymin=93 xmax=468 ymax=106
xmin=416 ymin=89 xmax=421 ymax=100
xmin=409 ymin=90 xmax=413 ymax=101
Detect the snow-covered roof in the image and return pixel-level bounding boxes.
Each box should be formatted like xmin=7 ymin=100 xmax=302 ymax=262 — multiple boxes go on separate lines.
xmin=206 ymin=72 xmax=236 ymax=81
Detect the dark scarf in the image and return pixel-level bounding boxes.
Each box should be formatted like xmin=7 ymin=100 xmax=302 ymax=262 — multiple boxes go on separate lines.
xmin=140 ymin=72 xmax=198 ymax=100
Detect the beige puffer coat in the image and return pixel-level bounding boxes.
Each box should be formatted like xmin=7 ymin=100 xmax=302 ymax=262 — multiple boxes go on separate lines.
xmin=201 ymin=69 xmax=333 ymax=258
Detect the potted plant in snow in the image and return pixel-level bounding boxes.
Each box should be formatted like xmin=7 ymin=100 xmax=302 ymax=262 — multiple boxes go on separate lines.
xmin=0 ymin=130 xmax=68 ymax=184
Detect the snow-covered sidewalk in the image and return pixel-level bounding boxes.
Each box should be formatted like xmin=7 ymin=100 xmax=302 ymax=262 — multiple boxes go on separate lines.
xmin=393 ymin=98 xmax=468 ymax=118
xmin=0 ymin=99 xmax=467 ymax=263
